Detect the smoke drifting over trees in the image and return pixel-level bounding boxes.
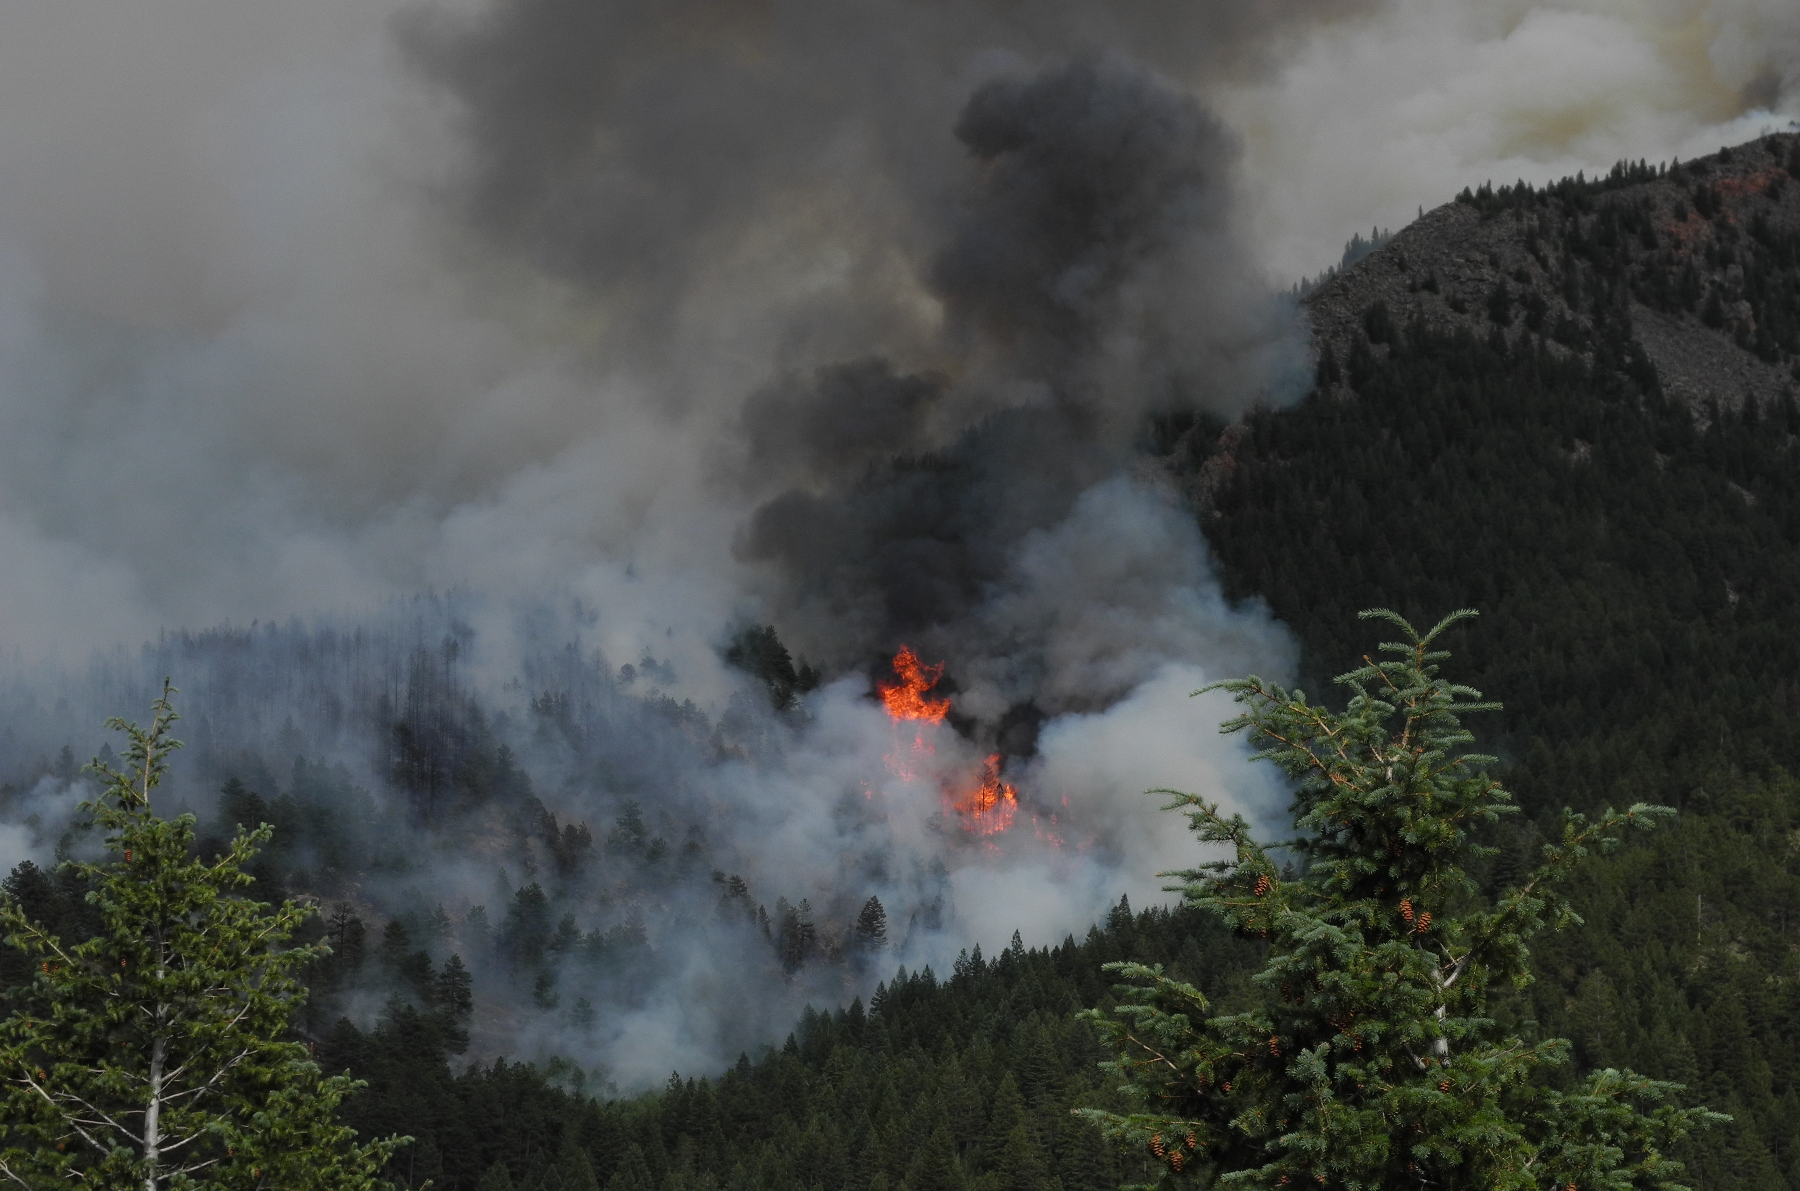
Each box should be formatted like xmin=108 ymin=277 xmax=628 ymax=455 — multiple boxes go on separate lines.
xmin=404 ymin=1 xmax=1316 ymax=711
xmin=0 ymin=591 xmax=1289 ymax=1087
xmin=732 ymin=57 xmax=1304 ymax=700
xmin=0 ymin=0 xmax=1796 ymax=1084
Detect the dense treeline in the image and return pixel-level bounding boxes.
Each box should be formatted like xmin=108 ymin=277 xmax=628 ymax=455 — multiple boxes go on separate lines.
xmin=298 ymin=282 xmax=1800 ymax=1188
xmin=1188 ymin=298 xmax=1800 ymax=1185
xmin=311 ymin=901 xmax=1263 ymax=1191
xmin=12 ymin=151 xmax=1800 ymax=1188
xmin=14 ymin=318 xmax=1800 ymax=1186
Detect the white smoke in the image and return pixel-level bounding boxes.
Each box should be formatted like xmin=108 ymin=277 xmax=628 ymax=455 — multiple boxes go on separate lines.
xmin=1224 ymin=0 xmax=1800 ymax=281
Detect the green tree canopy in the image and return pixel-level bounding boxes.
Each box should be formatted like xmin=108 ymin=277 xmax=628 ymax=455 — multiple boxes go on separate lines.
xmin=0 ymin=683 xmax=403 ymax=1188
xmin=1082 ymin=610 xmax=1723 ymax=1190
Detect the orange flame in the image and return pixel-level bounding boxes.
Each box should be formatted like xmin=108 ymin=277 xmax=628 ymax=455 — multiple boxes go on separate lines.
xmin=879 ymin=645 xmax=948 ymax=782
xmin=878 ymin=645 xmax=951 ymax=722
xmin=877 ymin=648 xmax=1020 ymax=838
xmin=950 ymin=754 xmax=1018 ymax=836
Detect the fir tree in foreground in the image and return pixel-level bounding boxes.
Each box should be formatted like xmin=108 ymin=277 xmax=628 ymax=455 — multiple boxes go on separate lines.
xmin=0 ymin=684 xmax=404 ymax=1189
xmin=1083 ymin=610 xmax=1724 ymax=1190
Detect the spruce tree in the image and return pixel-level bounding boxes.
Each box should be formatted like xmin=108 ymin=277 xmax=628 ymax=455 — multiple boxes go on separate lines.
xmin=909 ymin=1126 xmax=968 ymax=1191
xmin=853 ymin=896 xmax=889 ymax=954
xmin=603 ymin=1144 xmax=652 ymax=1191
xmin=1081 ymin=611 xmax=1724 ymax=1190
xmin=0 ymin=684 xmax=404 ymax=1188
xmin=476 ymin=1162 xmax=516 ymax=1191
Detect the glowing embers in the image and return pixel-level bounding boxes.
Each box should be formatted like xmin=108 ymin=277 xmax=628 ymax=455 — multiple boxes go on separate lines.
xmin=877 ymin=645 xmax=951 ymax=723
xmin=948 ymin=753 xmax=1018 ymax=836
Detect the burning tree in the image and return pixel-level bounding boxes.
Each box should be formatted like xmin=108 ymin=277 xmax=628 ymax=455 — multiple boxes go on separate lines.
xmin=0 ymin=684 xmax=404 ymax=1188
xmin=1081 ymin=610 xmax=1723 ymax=1190
xmin=877 ymin=645 xmax=1020 ymax=835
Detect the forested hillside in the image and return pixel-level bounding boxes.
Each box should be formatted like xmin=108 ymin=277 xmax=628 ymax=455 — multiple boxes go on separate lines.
xmin=9 ymin=136 xmax=1800 ymax=1190
xmin=1179 ymin=133 xmax=1800 ymax=1187
xmin=322 ymin=134 xmax=1800 ymax=1190
xmin=294 ymin=901 xmax=1262 ymax=1191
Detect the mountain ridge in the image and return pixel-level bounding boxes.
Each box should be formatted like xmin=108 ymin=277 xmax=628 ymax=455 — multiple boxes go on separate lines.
xmin=1303 ymin=131 xmax=1800 ymax=413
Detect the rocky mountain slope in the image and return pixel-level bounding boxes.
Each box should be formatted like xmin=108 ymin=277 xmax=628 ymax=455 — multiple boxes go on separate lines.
xmin=1139 ymin=133 xmax=1800 ymax=1188
xmin=1304 ymin=131 xmax=1800 ymax=412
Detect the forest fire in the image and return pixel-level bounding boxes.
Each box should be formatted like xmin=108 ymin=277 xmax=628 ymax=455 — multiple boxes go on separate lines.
xmin=877 ymin=645 xmax=951 ymax=722
xmin=950 ymin=753 xmax=1019 ymax=836
xmin=877 ymin=646 xmax=1019 ymax=837
xmin=878 ymin=645 xmax=948 ymax=782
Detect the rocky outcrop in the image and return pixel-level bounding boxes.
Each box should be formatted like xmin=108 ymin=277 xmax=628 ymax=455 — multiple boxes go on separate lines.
xmin=1302 ymin=131 xmax=1800 ymax=412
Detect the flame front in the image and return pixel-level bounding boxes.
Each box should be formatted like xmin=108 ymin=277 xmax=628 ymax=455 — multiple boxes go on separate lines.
xmin=950 ymin=753 xmax=1019 ymax=836
xmin=878 ymin=645 xmax=948 ymax=782
xmin=878 ymin=645 xmax=951 ymax=722
xmin=877 ymin=646 xmax=1019 ymax=838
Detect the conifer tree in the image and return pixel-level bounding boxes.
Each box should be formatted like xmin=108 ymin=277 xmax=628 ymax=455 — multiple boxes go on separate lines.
xmin=0 ymin=683 xmax=404 ymax=1189
xmin=476 ymin=1161 xmax=515 ymax=1191
xmin=909 ymin=1126 xmax=968 ymax=1191
xmin=603 ymin=1144 xmax=652 ymax=1191
xmin=434 ymin=953 xmax=474 ymax=1020
xmin=853 ymin=896 xmax=889 ymax=954
xmin=1081 ymin=611 xmax=1724 ymax=1190
xmin=545 ymin=1139 xmax=601 ymax=1191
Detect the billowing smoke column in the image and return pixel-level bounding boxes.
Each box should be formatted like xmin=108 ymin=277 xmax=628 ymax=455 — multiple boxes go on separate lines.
xmin=400 ymin=5 xmax=1310 ymax=982
xmin=31 ymin=0 xmax=1796 ymax=1088
xmin=0 ymin=3 xmax=1308 ymax=1082
xmin=736 ymin=57 xmax=1305 ymax=725
xmin=404 ymin=0 xmax=1311 ymax=706
xmin=404 ymin=14 xmax=1306 ymax=1080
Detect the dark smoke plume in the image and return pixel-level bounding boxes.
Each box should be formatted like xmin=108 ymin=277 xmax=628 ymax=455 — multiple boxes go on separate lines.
xmin=407 ymin=4 xmax=1316 ymax=726
xmin=1 ymin=0 xmax=1796 ymax=1087
xmin=400 ymin=0 xmax=1374 ymax=287
xmin=399 ymin=0 xmax=1368 ymax=378
xmin=735 ymin=56 xmax=1305 ymax=724
xmin=0 ymin=0 xmax=1369 ymax=1086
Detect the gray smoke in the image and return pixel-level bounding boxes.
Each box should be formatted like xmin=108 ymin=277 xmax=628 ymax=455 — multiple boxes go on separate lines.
xmin=398 ymin=0 xmax=1374 ymax=344
xmin=730 ymin=56 xmax=1304 ymax=718
xmin=11 ymin=0 xmax=1787 ymax=1086
xmin=399 ymin=0 xmax=1319 ymax=727
xmin=0 ymin=0 xmax=1317 ymax=1084
xmin=1227 ymin=0 xmax=1800 ymax=279
xmin=0 ymin=593 xmax=1289 ymax=1089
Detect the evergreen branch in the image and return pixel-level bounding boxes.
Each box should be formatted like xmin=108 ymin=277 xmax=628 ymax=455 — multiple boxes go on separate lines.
xmin=1091 ymin=610 xmax=1713 ymax=1191
xmin=15 ymin=1070 xmax=120 ymax=1156
xmin=0 ymin=689 xmax=398 ymax=1189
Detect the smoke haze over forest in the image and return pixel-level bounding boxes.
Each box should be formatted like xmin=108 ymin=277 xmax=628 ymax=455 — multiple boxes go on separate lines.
xmin=0 ymin=0 xmax=1797 ymax=1085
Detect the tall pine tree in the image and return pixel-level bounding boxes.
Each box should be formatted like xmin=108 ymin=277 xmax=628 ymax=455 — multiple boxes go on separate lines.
xmin=0 ymin=684 xmax=404 ymax=1188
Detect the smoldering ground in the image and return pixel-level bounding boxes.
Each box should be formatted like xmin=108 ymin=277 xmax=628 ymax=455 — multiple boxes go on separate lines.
xmin=0 ymin=0 xmax=1796 ymax=1085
